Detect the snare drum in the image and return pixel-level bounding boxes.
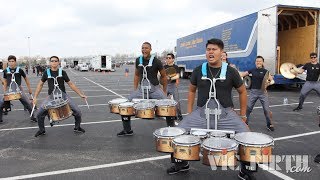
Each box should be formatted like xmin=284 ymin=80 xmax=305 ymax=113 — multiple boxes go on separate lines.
xmin=172 ymin=135 xmax=201 ymax=161
xmin=118 ymin=102 xmax=135 ymax=116
xmin=234 ymin=132 xmax=274 ymax=163
xmin=4 ymin=92 xmax=22 ymax=101
xmin=45 ymin=99 xmax=73 ymax=122
xmin=108 ymin=98 xmax=128 ymax=114
xmin=153 ymin=127 xmax=186 ymax=153
xmin=191 ymin=131 xmax=208 ymax=142
xmin=134 ymin=100 xmax=155 ymax=119
xmin=202 ymin=137 xmax=238 ymax=167
xmin=155 ymin=99 xmax=177 ymax=117
xmin=210 ymin=131 xmax=227 ymax=138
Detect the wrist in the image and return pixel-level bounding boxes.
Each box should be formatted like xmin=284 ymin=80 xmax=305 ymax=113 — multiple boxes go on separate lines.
xmin=239 ymin=115 xmax=247 ymax=119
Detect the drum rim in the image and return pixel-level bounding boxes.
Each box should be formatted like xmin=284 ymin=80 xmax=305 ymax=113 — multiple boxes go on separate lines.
xmin=172 ymin=135 xmax=201 ymax=146
xmin=45 ymin=99 xmax=70 ymax=108
xmin=234 ymin=132 xmax=274 ymax=146
xmin=134 ymin=103 xmax=155 ymax=110
xmin=191 ymin=130 xmax=208 ymax=137
xmin=209 ymin=131 xmax=227 ymax=137
xmin=202 ymin=137 xmax=238 ymax=151
xmin=155 ymin=99 xmax=177 ymax=106
xmin=5 ymin=92 xmax=22 ymax=95
xmin=108 ymin=98 xmax=128 ymax=105
xmin=118 ymin=102 xmax=135 ymax=107
xmin=153 ymin=127 xmax=186 ymax=138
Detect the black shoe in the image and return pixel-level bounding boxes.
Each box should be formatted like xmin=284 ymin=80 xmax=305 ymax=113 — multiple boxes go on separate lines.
xmin=167 ymin=163 xmax=190 ymax=175
xmin=238 ymin=169 xmax=256 ymax=180
xmin=3 ymin=111 xmax=8 ymax=115
xmin=117 ymin=130 xmax=134 ymax=136
xmin=177 ymin=115 xmax=183 ymax=121
xmin=30 ymin=117 xmax=37 ymax=122
xmin=74 ymin=127 xmax=86 ymax=133
xmin=35 ymin=130 xmax=46 ymax=137
xmin=314 ymin=154 xmax=320 ymax=163
xmin=293 ymin=106 xmax=302 ymax=111
xmin=266 ymin=124 xmax=275 ymax=131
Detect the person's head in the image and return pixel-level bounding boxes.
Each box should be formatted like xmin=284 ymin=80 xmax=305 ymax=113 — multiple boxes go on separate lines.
xmin=205 ymin=38 xmax=224 ymax=66
xmin=166 ymin=53 xmax=175 ymax=65
xmin=8 ymin=55 xmax=17 ymax=68
xmin=221 ymin=51 xmax=228 ymax=63
xmin=255 ymin=55 xmax=264 ymax=68
xmin=49 ymin=56 xmax=60 ymax=68
xmin=141 ymin=42 xmax=152 ymax=59
xmin=310 ymin=52 xmax=318 ymax=64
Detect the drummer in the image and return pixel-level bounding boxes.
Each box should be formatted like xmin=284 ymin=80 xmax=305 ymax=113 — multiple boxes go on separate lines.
xmin=292 ymin=52 xmax=320 ymax=111
xmin=164 ymin=53 xmax=183 ymax=121
xmin=240 ymin=56 xmax=275 ymax=131
xmin=117 ymin=42 xmax=171 ymax=137
xmin=167 ymin=39 xmax=258 ymax=180
xmin=33 ymin=56 xmax=87 ymax=137
xmin=2 ymin=55 xmax=36 ymax=122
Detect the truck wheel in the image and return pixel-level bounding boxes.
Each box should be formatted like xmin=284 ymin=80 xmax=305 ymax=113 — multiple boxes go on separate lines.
xmin=180 ymin=68 xmax=186 ymax=79
xmin=243 ymin=76 xmax=251 ymax=89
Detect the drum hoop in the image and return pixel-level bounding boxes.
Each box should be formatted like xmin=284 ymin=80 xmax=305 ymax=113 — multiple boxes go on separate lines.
xmin=153 ymin=128 xmax=186 ymax=138
xmin=236 ymin=141 xmax=274 ymax=147
xmin=173 ymin=141 xmax=201 ymax=146
xmin=119 ymin=102 xmax=134 ymax=108
xmin=46 ymin=99 xmax=69 ymax=109
xmin=5 ymin=92 xmax=22 ymax=95
xmin=108 ymin=98 xmax=128 ymax=105
xmin=202 ymin=138 xmax=238 ymax=151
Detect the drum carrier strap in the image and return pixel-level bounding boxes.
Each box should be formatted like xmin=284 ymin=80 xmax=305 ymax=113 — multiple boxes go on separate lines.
xmin=6 ymin=67 xmax=21 ymax=92
xmin=138 ymin=54 xmax=155 ymax=99
xmin=47 ymin=68 xmax=63 ymax=100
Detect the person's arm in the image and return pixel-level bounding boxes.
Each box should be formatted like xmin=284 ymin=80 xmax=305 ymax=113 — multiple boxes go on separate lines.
xmin=33 ymin=80 xmax=45 ymax=105
xmin=159 ymin=69 xmax=167 ymax=94
xmin=23 ymin=76 xmax=33 ymax=94
xmin=187 ymin=84 xmax=197 ymax=113
xmin=239 ymin=71 xmax=249 ymax=77
xmin=133 ymin=68 xmax=139 ymax=90
xmin=236 ymin=85 xmax=247 ymax=123
xmin=170 ymin=74 xmax=180 ymax=80
xmin=66 ymin=81 xmax=86 ymax=99
xmin=2 ymin=78 xmax=7 ymax=92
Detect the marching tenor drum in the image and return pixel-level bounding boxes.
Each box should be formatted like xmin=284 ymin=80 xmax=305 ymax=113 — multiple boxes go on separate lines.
xmin=153 ymin=127 xmax=186 ymax=153
xmin=172 ymin=135 xmax=201 ymax=161
xmin=134 ymin=100 xmax=155 ymax=119
xmin=234 ymin=132 xmax=274 ymax=163
xmin=202 ymin=137 xmax=238 ymax=167
xmin=191 ymin=130 xmax=208 ymax=142
xmin=108 ymin=98 xmax=128 ymax=114
xmin=4 ymin=91 xmax=22 ymax=101
xmin=118 ymin=102 xmax=135 ymax=116
xmin=45 ymin=99 xmax=73 ymax=122
xmin=210 ymin=131 xmax=227 ymax=138
xmin=155 ymin=99 xmax=177 ymax=117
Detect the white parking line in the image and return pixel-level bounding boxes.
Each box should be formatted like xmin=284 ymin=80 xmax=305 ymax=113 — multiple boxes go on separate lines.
xmin=84 ymin=77 xmax=125 ymax=98
xmin=258 ymin=164 xmax=294 ymax=180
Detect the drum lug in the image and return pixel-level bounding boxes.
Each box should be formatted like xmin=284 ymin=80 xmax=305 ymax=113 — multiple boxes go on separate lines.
xmin=189 ymin=147 xmax=191 ymax=156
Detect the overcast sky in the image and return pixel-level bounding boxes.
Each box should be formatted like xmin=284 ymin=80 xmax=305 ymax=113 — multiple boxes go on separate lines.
xmin=0 ymin=0 xmax=319 ymax=58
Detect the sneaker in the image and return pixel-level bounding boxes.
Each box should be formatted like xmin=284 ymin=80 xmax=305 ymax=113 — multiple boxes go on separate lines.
xmin=30 ymin=116 xmax=37 ymax=122
xmin=3 ymin=111 xmax=8 ymax=115
xmin=74 ymin=127 xmax=86 ymax=133
xmin=167 ymin=163 xmax=190 ymax=175
xmin=177 ymin=115 xmax=183 ymax=121
xmin=117 ymin=130 xmax=134 ymax=136
xmin=238 ymin=169 xmax=256 ymax=180
xmin=293 ymin=106 xmax=302 ymax=111
xmin=266 ymin=124 xmax=275 ymax=131
xmin=35 ymin=130 xmax=46 ymax=137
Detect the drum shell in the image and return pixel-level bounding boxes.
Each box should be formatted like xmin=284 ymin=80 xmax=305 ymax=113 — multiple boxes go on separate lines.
xmin=135 ymin=108 xmax=155 ymax=119
xmin=4 ymin=93 xmax=22 ymax=101
xmin=173 ymin=143 xmax=200 ymax=161
xmin=48 ymin=103 xmax=73 ymax=121
xmin=155 ymin=137 xmax=174 ymax=153
xmin=238 ymin=145 xmax=272 ymax=163
xmin=155 ymin=106 xmax=176 ymax=117
xmin=119 ymin=106 xmax=135 ymax=116
xmin=202 ymin=148 xmax=237 ymax=167
xmin=109 ymin=104 xmax=120 ymax=114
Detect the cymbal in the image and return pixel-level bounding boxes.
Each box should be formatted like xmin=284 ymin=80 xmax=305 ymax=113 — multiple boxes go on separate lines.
xmin=280 ymin=63 xmax=297 ymax=79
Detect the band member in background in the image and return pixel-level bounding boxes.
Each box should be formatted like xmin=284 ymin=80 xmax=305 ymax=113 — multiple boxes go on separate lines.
xmin=117 ymin=42 xmax=169 ymax=136
xmin=33 ymin=56 xmax=87 ymax=137
xmin=167 ymin=39 xmax=257 ymax=180
xmin=293 ymin=52 xmax=320 ymax=111
xmin=164 ymin=53 xmax=183 ymax=120
xmin=241 ymin=56 xmax=275 ymax=131
xmin=2 ymin=55 xmax=36 ymax=122
xmin=0 ymin=77 xmax=6 ymax=123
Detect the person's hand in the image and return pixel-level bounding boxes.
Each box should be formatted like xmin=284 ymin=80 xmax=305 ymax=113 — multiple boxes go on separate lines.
xmin=80 ymin=94 xmax=87 ymax=99
xmin=32 ymin=98 xmax=37 ymax=106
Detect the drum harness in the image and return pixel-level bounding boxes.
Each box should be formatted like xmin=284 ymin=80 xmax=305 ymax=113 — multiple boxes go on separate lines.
xmin=190 ymin=62 xmax=235 ymax=138
xmin=6 ymin=67 xmax=21 ymax=93
xmin=138 ymin=54 xmax=155 ymax=99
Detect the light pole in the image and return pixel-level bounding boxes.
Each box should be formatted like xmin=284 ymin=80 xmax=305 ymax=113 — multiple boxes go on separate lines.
xmin=28 ymin=37 xmax=30 ymax=69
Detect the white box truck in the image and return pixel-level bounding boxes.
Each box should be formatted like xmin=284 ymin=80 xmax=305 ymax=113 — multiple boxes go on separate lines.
xmin=90 ymin=55 xmax=115 ymax=72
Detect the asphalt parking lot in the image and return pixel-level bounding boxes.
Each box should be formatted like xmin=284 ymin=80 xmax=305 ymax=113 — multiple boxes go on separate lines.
xmin=0 ymin=65 xmax=319 ymax=180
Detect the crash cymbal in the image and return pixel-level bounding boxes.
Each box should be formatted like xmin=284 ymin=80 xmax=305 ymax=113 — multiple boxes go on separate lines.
xmin=280 ymin=63 xmax=297 ymax=79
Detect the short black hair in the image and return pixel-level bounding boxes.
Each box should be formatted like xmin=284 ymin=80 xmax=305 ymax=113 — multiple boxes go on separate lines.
xmin=142 ymin=42 xmax=152 ymax=48
xmin=8 ymin=55 xmax=16 ymax=61
xmin=167 ymin=53 xmax=175 ymax=59
xmin=206 ymin=38 xmax=224 ymax=49
xmin=256 ymin=55 xmax=265 ymax=62
xmin=310 ymin=52 xmax=317 ymax=57
xmin=50 ymin=56 xmax=60 ymax=61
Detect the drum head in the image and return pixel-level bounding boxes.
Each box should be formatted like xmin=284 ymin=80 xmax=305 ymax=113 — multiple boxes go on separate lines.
xmin=234 ymin=132 xmax=274 ymax=146
xmin=155 ymin=99 xmax=177 ymax=106
xmin=154 ymin=127 xmax=186 ymax=138
xmin=173 ymin=135 xmax=200 ymax=145
xmin=108 ymin=98 xmax=128 ymax=105
xmin=191 ymin=131 xmax=207 ymax=136
xmin=210 ymin=131 xmax=227 ymax=137
xmin=119 ymin=102 xmax=134 ymax=107
xmin=132 ymin=99 xmax=144 ymax=104
xmin=203 ymin=137 xmax=238 ymax=150
xmin=46 ymin=99 xmax=68 ymax=108
xmin=134 ymin=102 xmax=155 ymax=110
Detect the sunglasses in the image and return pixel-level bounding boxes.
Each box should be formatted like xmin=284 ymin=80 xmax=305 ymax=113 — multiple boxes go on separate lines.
xmin=311 ymin=56 xmax=317 ymax=59
xmin=166 ymin=57 xmax=172 ymax=59
xmin=50 ymin=60 xmax=59 ymax=62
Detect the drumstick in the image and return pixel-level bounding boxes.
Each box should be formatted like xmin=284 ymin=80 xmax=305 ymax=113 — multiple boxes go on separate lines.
xmin=30 ymin=104 xmax=36 ymax=117
xmin=85 ymin=99 xmax=90 ymax=110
